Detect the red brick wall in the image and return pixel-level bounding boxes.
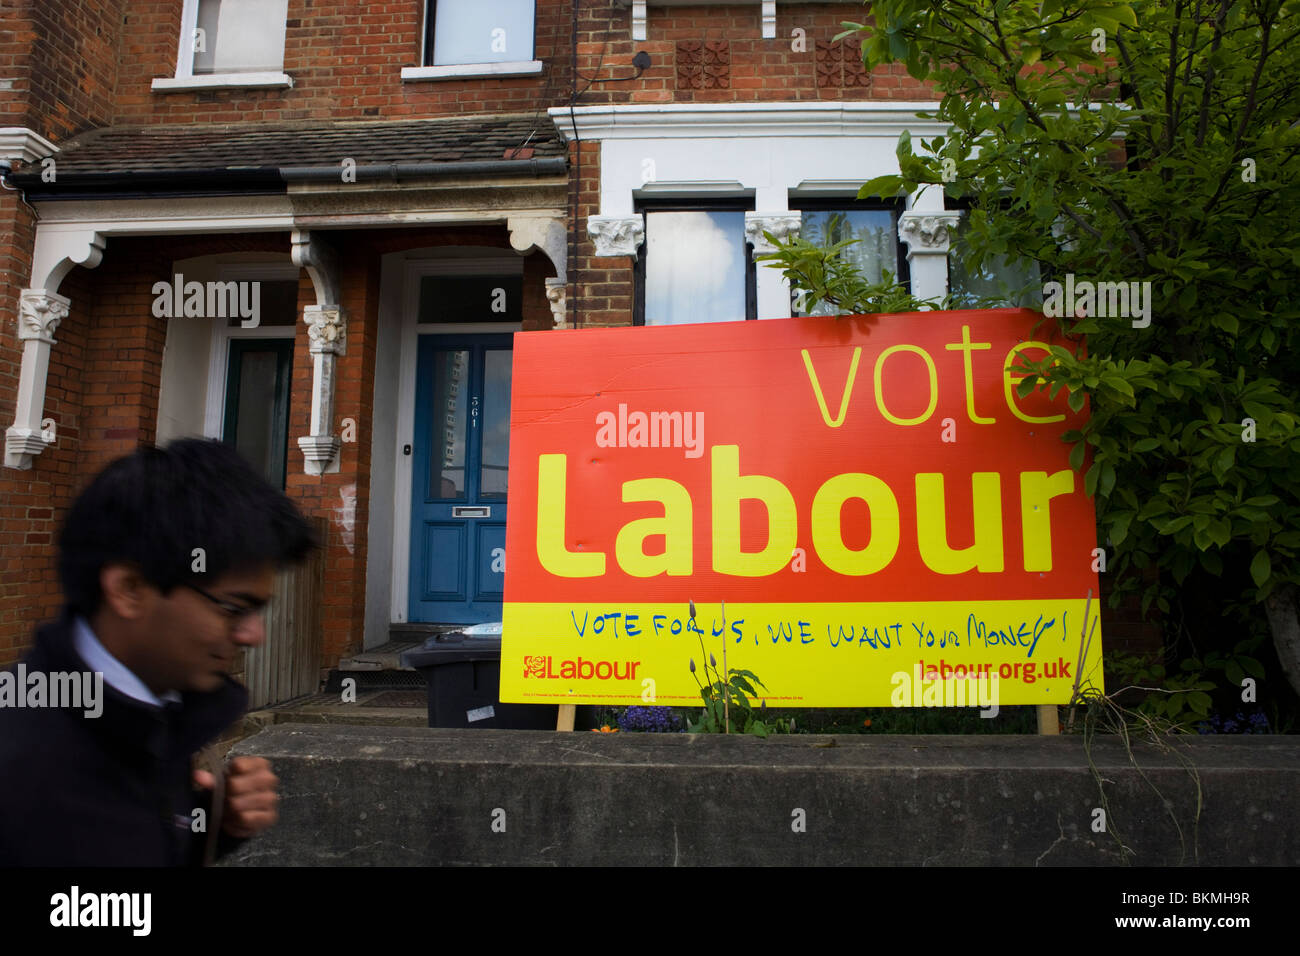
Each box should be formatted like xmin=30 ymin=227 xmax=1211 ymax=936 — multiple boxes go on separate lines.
xmin=574 ymin=4 xmax=930 ymax=105
xmin=9 ymin=1 xmax=921 ymax=131
xmin=0 ymin=0 xmax=124 ymax=139
xmin=115 ymin=0 xmax=572 ymax=124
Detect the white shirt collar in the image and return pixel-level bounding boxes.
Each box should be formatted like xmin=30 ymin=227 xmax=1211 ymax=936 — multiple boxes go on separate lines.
xmin=73 ymin=616 xmax=182 ymax=708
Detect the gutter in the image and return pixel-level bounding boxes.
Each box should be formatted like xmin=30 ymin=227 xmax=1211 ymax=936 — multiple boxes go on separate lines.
xmin=280 ymin=157 xmax=567 ymax=182
xmin=9 ymin=157 xmax=569 ymax=199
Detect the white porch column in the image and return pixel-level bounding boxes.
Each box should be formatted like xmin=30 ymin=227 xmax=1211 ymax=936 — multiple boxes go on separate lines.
xmin=5 ymin=291 xmax=69 ymax=469
xmin=898 ymin=211 xmax=962 ymax=304
xmin=291 ymin=230 xmax=345 ymax=476
xmin=745 ymin=212 xmax=801 ymax=319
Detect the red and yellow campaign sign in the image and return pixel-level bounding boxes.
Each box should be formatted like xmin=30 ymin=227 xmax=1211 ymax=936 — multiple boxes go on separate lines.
xmin=500 ymin=310 xmax=1104 ymax=708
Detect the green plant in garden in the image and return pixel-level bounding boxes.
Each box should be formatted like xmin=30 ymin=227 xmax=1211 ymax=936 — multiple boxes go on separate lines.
xmin=684 ymin=601 xmax=776 ymax=736
xmin=758 ymin=0 xmax=1300 ymax=707
xmin=1102 ymin=635 xmax=1268 ymax=726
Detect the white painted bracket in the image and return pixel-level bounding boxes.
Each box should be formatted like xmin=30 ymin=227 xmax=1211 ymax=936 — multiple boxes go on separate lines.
xmin=292 ymin=229 xmax=340 ymax=307
xmin=507 ymin=215 xmax=567 ymax=285
xmin=509 ymin=215 xmax=569 ymax=327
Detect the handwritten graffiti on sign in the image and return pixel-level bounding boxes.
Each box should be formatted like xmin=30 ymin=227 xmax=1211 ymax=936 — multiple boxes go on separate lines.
xmin=500 ymin=311 xmax=1103 ymax=707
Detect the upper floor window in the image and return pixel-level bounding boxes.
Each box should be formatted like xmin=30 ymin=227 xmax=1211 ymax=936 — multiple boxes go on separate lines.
xmin=191 ymin=0 xmax=288 ymax=74
xmin=635 ymin=200 xmax=756 ymax=326
xmin=424 ymin=0 xmax=536 ymax=66
xmin=789 ymin=199 xmax=908 ymax=316
xmin=155 ymin=0 xmax=292 ymax=90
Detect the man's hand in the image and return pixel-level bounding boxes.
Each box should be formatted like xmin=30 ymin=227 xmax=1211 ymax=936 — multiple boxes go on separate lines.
xmin=194 ymin=756 xmax=280 ymax=839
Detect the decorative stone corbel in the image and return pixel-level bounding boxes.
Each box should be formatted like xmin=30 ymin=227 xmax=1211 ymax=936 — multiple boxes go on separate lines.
xmin=897 ymin=212 xmax=963 ymax=256
xmin=291 ymin=230 xmax=345 ymax=476
xmin=588 ymin=215 xmax=645 ymax=259
xmin=5 ymin=227 xmax=105 ymax=470
xmin=744 ymin=212 xmax=802 ymax=256
xmin=544 ymin=278 xmax=568 ymax=329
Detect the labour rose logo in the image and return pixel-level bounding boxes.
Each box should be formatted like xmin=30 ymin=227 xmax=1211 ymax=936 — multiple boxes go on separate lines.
xmin=523 ymin=655 xmax=547 ymax=679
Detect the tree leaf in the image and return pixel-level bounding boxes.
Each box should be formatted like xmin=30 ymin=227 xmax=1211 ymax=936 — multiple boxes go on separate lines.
xmin=1250 ymin=550 xmax=1271 ymax=588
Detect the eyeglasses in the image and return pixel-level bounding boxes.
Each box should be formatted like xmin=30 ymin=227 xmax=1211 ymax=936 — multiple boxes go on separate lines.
xmin=182 ymin=582 xmax=267 ymax=623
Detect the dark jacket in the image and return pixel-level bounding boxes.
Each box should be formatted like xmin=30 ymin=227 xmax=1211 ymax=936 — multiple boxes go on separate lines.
xmin=0 ymin=611 xmax=248 ymax=866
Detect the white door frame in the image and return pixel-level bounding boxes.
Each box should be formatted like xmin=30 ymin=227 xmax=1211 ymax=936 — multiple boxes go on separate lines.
xmin=384 ymin=253 xmax=524 ymax=631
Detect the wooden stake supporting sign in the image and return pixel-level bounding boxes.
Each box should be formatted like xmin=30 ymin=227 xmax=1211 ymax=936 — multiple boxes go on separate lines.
xmin=556 ymin=704 xmax=575 ymax=731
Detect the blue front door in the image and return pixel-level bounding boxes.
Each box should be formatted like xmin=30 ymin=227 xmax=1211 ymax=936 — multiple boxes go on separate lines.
xmin=409 ymin=334 xmax=513 ymax=623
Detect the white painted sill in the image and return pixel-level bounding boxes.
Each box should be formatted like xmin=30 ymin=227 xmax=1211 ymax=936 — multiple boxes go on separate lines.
xmin=401 ymin=61 xmax=544 ymax=82
xmin=152 ymin=72 xmax=294 ymax=92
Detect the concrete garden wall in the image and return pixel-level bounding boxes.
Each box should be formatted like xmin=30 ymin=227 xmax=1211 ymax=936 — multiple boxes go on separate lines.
xmin=225 ymin=725 xmax=1298 ymax=866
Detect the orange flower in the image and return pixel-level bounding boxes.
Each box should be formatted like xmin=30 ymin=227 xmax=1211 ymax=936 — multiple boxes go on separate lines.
xmin=863 ymin=719 xmax=872 ymax=728
xmin=591 ymin=725 xmax=619 ymax=733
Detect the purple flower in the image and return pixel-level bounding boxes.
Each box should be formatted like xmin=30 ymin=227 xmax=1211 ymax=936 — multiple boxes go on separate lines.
xmin=618 ymin=706 xmax=684 ymax=733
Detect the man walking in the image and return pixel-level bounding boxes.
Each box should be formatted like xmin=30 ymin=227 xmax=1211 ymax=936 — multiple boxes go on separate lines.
xmin=0 ymin=439 xmax=317 ymax=865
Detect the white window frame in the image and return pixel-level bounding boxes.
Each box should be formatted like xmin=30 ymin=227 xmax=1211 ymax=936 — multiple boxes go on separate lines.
xmin=153 ymin=0 xmax=293 ymax=93
xmin=203 ymin=263 xmax=302 ymax=439
xmin=402 ymin=0 xmax=542 ymax=82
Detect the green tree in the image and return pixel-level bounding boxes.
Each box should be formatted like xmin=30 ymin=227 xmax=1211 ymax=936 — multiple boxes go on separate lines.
xmin=759 ymin=0 xmax=1300 ymax=701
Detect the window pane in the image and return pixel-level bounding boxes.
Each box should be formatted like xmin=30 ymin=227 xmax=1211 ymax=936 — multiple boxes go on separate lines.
xmin=644 ymin=211 xmax=746 ymax=326
xmin=418 ymin=275 xmax=523 ymax=323
xmin=797 ymin=210 xmax=897 ymax=316
xmin=479 ymin=349 xmax=512 ymax=499
xmin=227 ymin=346 xmax=290 ymax=488
xmin=193 ymin=0 xmax=288 ymax=75
xmin=946 ymin=216 xmax=1043 ymax=308
xmin=225 ymin=279 xmax=298 ymax=327
xmin=433 ymin=0 xmax=535 ymax=65
xmin=430 ymin=350 xmax=470 ymax=499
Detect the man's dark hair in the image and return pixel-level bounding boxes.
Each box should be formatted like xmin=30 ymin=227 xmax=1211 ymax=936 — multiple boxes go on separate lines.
xmin=59 ymin=439 xmax=319 ymax=616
